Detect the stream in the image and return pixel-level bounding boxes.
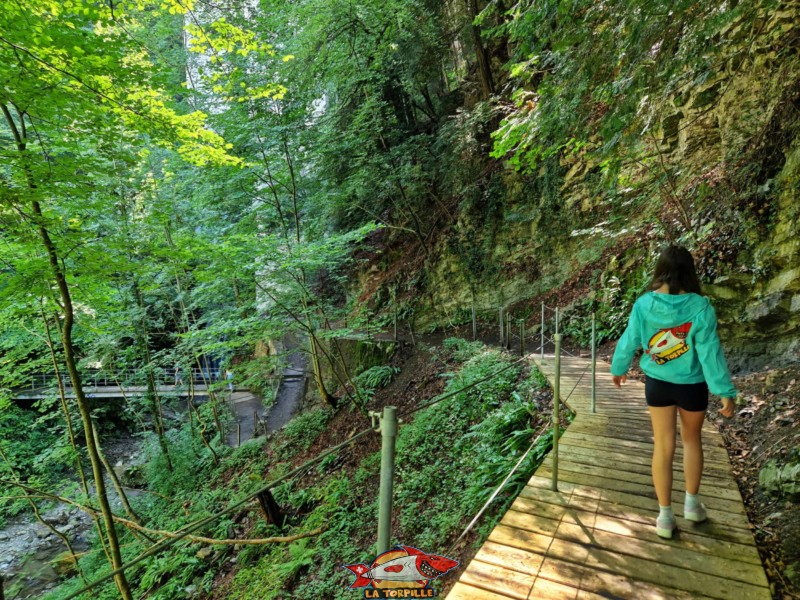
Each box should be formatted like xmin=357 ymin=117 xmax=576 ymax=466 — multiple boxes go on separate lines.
xmin=1 ymin=343 xmax=307 ymax=599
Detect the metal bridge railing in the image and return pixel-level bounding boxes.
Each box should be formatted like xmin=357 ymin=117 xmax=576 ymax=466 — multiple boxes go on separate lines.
xmin=22 ymin=368 xmax=222 ymax=392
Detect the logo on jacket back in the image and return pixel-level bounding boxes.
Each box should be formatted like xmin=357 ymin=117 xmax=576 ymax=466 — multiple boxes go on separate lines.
xmin=342 ymin=545 xmax=459 ymax=597
xmin=647 ymin=322 xmax=692 ymax=365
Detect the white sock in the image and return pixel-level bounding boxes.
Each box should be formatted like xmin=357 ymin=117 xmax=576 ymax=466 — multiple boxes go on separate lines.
xmin=685 ymin=491 xmax=700 ymax=509
xmin=659 ymin=505 xmax=674 ymax=520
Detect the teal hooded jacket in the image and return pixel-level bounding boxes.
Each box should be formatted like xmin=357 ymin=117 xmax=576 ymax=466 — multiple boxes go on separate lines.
xmin=610 ymin=291 xmax=737 ymax=398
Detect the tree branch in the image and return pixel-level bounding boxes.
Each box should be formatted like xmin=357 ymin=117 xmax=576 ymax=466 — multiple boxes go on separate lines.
xmin=0 ymin=479 xmax=326 ymax=546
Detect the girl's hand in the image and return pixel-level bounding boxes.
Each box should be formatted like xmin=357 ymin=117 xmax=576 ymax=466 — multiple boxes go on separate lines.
xmin=720 ymin=397 xmax=735 ymax=418
xmin=612 ymin=375 xmax=627 ymax=388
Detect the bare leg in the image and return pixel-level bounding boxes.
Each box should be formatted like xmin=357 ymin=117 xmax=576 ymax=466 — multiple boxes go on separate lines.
xmin=648 ymin=405 xmax=677 ymax=506
xmin=678 ymin=407 xmax=706 ymax=495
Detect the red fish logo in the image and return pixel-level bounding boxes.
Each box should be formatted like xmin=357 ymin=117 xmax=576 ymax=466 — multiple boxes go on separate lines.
xmin=647 ymin=322 xmax=692 ymax=365
xmin=343 ymin=545 xmax=458 ymax=594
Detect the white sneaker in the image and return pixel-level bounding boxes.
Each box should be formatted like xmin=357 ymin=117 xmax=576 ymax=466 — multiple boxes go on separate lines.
xmin=656 ymin=515 xmax=676 ymax=539
xmin=684 ymin=502 xmax=708 ymax=523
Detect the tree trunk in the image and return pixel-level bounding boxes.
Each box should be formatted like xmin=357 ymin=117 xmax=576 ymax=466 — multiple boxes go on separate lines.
xmin=34 ymin=202 xmax=134 ymax=600
xmin=466 ymin=0 xmax=494 ymax=98
xmin=2 ymin=103 xmax=133 ymax=600
xmin=92 ymin=427 xmax=143 ymax=526
xmin=42 ymin=311 xmax=113 ymax=564
xmin=308 ymin=332 xmax=338 ymax=409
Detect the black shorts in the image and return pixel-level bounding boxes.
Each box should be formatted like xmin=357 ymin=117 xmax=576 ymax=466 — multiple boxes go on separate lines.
xmin=645 ymin=375 xmax=709 ymax=412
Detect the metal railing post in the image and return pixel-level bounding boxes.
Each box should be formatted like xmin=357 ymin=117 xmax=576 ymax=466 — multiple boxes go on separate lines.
xmin=472 ymin=304 xmax=477 ymax=341
xmin=540 ymin=302 xmax=545 ymax=360
xmin=555 ymin=306 xmax=560 ymax=336
xmin=498 ymin=306 xmax=504 ymax=346
xmin=552 ymin=333 xmax=562 ymax=491
xmin=377 ymin=405 xmax=398 ymax=553
xmin=591 ymin=312 xmax=597 ymax=414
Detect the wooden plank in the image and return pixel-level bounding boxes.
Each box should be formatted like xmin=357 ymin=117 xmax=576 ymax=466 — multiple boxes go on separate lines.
xmin=531 ymin=469 xmax=747 ymax=515
xmin=500 ymin=510 xmax=562 ymax=536
xmin=497 ymin=510 xmax=764 ymax=585
xmin=554 ymin=520 xmax=768 ymax=586
xmin=556 ymin=433 xmax=733 ymax=467
xmin=544 ymin=460 xmax=743 ymax=500
xmin=591 ymin=496 xmax=757 ymax=540
xmin=566 ymin=421 xmax=726 ymax=450
xmin=473 ymin=541 xmax=545 ymax=576
xmin=527 ymin=577 xmax=580 ymax=599
xmin=581 ymin=544 xmax=771 ymax=599
xmin=559 ymin=430 xmax=731 ymax=462
xmin=565 ymin=422 xmax=726 ymax=449
xmin=488 ymin=523 xmax=553 ymax=555
xmin=551 ymin=443 xmax=734 ymax=478
xmin=537 ymin=556 xmax=719 ymax=600
xmin=522 ymin=477 xmax=755 ymax=537
xmin=511 ymin=495 xmax=762 ymax=563
xmin=539 ymin=533 xmax=771 ymax=599
xmin=591 ymin=512 xmax=763 ymax=565
xmin=550 ymin=445 xmax=733 ymax=481
xmin=460 ymin=559 xmax=535 ymax=600
xmin=556 ymin=441 xmax=733 ymax=476
xmin=446 ymin=582 xmax=516 ymax=600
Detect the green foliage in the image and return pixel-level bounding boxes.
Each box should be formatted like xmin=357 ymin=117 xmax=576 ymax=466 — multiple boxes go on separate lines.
xmin=560 ymin=261 xmax=652 ymax=347
xmin=442 ymin=337 xmax=486 ymax=362
xmin=759 ymin=449 xmax=800 ymax=500
xmin=394 ymin=344 xmax=543 ymax=549
xmin=354 ymin=365 xmax=399 ymax=391
xmin=274 ymin=408 xmax=332 ymax=460
xmin=0 ymin=401 xmax=72 ymax=526
xmin=493 ymin=0 xmax=751 ymax=171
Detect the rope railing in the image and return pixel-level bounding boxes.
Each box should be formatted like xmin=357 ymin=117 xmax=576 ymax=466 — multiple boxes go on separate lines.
xmin=52 ymin=300 xmax=597 ymax=599
xmin=495 ymin=300 xmax=598 ymax=492
xmin=60 ymin=426 xmax=376 ymax=600
xmin=446 ymin=421 xmax=551 ymax=555
xmin=57 ymin=346 xmax=551 ymax=598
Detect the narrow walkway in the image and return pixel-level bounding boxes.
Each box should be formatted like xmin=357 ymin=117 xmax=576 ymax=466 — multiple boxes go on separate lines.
xmin=447 ymin=355 xmax=770 ymax=600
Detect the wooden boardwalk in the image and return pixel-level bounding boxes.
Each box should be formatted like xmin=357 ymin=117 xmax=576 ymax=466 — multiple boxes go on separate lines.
xmin=446 ymin=355 xmax=771 ymax=600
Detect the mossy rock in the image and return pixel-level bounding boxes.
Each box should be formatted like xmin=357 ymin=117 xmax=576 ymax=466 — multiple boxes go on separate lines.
xmin=52 ymin=550 xmax=79 ymax=577
xmin=759 ymin=459 xmax=800 ymax=500
xmin=112 ymin=464 xmax=146 ymax=488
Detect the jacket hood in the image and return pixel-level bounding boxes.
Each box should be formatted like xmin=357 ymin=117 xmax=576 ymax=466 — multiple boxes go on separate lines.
xmin=636 ymin=291 xmax=710 ymax=329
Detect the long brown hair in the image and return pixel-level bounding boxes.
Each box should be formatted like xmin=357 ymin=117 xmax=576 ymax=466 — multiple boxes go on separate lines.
xmin=650 ymin=245 xmax=703 ymax=295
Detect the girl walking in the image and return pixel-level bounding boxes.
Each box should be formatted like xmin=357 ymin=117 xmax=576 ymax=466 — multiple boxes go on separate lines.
xmin=610 ymin=245 xmax=736 ymax=539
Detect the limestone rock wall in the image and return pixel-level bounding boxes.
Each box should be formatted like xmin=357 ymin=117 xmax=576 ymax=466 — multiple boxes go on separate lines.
xmin=410 ymin=0 xmax=800 ymax=370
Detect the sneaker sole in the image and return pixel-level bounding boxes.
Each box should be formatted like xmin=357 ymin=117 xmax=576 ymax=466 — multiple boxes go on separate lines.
xmin=684 ymin=512 xmax=708 ymax=523
xmin=656 ymin=525 xmax=675 ymax=539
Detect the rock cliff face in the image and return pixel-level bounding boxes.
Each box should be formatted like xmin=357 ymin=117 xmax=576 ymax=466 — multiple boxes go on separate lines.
xmin=404 ymin=1 xmax=800 ymax=371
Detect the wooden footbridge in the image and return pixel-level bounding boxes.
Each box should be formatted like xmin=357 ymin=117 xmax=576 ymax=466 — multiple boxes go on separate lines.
xmin=447 ymin=354 xmax=771 ymax=600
